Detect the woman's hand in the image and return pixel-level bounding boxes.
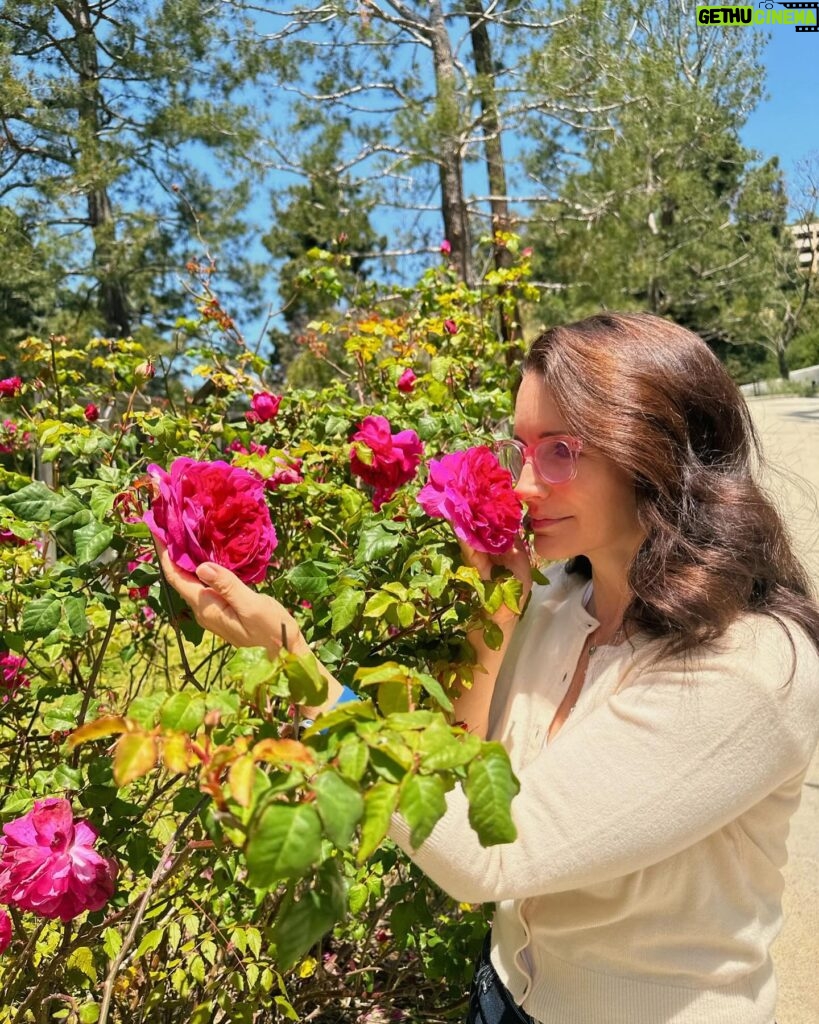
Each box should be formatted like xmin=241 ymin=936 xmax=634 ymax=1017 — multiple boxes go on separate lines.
xmin=154 ymin=539 xmax=306 ymax=659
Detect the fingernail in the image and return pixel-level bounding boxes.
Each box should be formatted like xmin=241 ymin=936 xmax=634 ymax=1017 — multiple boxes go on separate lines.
xmin=196 ymin=563 xmax=218 ymax=583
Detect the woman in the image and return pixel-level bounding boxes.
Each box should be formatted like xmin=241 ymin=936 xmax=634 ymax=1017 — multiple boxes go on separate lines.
xmin=158 ymin=312 xmax=819 ymax=1024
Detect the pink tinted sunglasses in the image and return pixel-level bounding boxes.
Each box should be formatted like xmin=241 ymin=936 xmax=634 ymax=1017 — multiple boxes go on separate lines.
xmin=495 ymin=435 xmax=583 ymax=485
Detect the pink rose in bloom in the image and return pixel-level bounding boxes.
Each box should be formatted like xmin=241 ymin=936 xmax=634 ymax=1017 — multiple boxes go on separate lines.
xmin=264 ymin=456 xmax=304 ymax=489
xmin=349 ymin=416 xmax=423 ymax=511
xmin=83 ymin=403 xmax=99 ymax=422
xmin=0 ymin=653 xmax=30 ymax=699
xmin=0 ymin=798 xmax=117 ymax=921
xmin=246 ymin=391 xmax=282 ymax=424
xmin=417 ymin=446 xmax=523 ymax=554
xmin=0 ymin=377 xmax=23 ymax=398
xmin=439 ymin=240 xmax=452 ymax=255
xmin=0 ymin=909 xmax=11 ymax=954
xmin=397 ymin=368 xmax=417 ymax=393
xmin=143 ymin=457 xmax=277 ymax=584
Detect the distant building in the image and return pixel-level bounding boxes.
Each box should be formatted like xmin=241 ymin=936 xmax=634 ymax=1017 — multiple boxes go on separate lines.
xmin=789 ymin=221 xmax=819 ymax=273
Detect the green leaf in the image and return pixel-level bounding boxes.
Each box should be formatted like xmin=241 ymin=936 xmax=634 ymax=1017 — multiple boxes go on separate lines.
xmin=418 ymin=720 xmax=482 ymax=771
xmin=79 ymin=1003 xmax=100 ymax=1024
xmin=21 ymin=595 xmax=62 ymax=639
xmin=159 ymin=693 xmax=207 ymax=733
xmin=127 ymin=693 xmax=165 ymax=728
xmin=313 ymin=771 xmax=364 ymax=848
xmin=330 ymin=588 xmax=365 ymax=634
xmin=355 ymin=522 xmax=404 ymax=565
xmin=42 ymin=693 xmax=84 ymax=732
xmin=50 ymin=492 xmax=91 ymax=531
xmin=482 ymin=620 xmax=504 ymax=651
xmin=286 ymin=561 xmax=334 ymax=602
xmin=348 ymin=882 xmax=368 ymax=914
xmin=362 ymin=590 xmax=397 ymax=619
xmin=67 ymin=946 xmax=98 ymax=983
xmin=134 ymin=928 xmax=164 ymax=960
xmin=463 ymin=742 xmax=520 ymax=846
xmin=102 ymin=928 xmax=123 ymax=960
xmin=64 ymin=595 xmax=88 ymax=637
xmin=0 ymin=481 xmax=55 ymax=521
xmin=226 ymin=647 xmax=289 ymax=699
xmin=271 ymin=863 xmax=346 ymax=971
xmin=245 ymin=802 xmax=323 ymax=887
xmin=113 ymin=732 xmax=158 ymax=786
xmin=51 ymin=764 xmax=83 ymax=790
xmin=399 ymin=773 xmax=451 ymax=848
xmin=302 ymin=698 xmax=376 ymax=737
xmin=281 ymin=651 xmax=327 ymax=706
xmin=89 ymin=487 xmax=115 ymax=520
xmin=357 ymin=780 xmax=399 ymax=862
xmin=337 ymin=736 xmax=369 ymax=781
xmin=74 ymin=521 xmax=115 ymax=563
xmin=415 ymin=671 xmax=453 ymax=713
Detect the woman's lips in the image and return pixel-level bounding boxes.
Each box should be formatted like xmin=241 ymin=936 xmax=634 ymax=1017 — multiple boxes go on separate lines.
xmin=528 ymin=515 xmax=569 ymax=530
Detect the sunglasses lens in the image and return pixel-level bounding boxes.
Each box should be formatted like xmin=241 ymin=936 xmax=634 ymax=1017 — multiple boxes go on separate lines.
xmin=535 ymin=439 xmax=576 ymax=483
xmin=496 ymin=442 xmax=523 ymax=481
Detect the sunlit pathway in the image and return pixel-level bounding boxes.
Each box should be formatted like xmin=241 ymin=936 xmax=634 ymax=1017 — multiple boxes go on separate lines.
xmin=747 ymin=396 xmax=819 ymax=1024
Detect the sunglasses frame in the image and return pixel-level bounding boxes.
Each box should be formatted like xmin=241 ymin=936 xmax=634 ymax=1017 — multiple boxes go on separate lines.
xmin=495 ymin=435 xmax=584 ymax=485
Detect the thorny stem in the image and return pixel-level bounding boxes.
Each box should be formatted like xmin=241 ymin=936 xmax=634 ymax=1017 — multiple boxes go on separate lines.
xmin=155 ymin=561 xmax=205 ymax=692
xmin=71 ymin=606 xmax=119 ymax=768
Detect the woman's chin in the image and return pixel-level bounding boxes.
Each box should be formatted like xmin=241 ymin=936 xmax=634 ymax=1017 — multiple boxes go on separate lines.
xmin=531 ymin=534 xmax=570 ymax=561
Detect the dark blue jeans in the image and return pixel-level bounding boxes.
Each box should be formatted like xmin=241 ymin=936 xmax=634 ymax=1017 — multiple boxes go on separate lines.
xmin=467 ymin=934 xmax=536 ymax=1024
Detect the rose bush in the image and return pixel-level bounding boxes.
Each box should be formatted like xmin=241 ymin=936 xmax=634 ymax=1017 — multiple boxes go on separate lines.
xmin=0 ymin=241 xmax=540 ymax=1021
xmin=418 ymin=446 xmax=523 ymax=554
xmin=143 ymin=456 xmax=278 ymax=583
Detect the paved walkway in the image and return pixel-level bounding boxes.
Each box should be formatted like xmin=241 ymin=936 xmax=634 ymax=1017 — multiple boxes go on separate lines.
xmin=746 ymin=396 xmax=819 ymax=1024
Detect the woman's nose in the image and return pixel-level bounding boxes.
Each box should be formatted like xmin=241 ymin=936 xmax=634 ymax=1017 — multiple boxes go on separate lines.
xmin=513 ymin=459 xmax=548 ymax=502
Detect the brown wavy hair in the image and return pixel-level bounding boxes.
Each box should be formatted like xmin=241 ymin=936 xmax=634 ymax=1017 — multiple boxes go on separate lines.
xmin=522 ymin=311 xmax=819 ymax=657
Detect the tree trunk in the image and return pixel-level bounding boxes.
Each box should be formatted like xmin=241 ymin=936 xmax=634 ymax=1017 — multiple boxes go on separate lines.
xmin=428 ymin=2 xmax=475 ymax=287
xmin=777 ymin=345 xmax=789 ymax=381
xmin=70 ymin=0 xmax=132 ymax=337
xmin=463 ymin=0 xmax=523 ymax=361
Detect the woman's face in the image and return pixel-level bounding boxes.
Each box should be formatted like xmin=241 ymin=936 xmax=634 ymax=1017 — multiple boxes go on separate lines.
xmin=512 ymin=374 xmax=644 ymax=571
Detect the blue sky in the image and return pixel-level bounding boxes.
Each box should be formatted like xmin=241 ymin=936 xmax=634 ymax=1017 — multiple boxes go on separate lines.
xmin=741 ymin=26 xmax=819 ymax=208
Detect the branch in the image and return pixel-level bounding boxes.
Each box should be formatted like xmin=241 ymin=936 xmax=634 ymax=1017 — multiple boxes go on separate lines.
xmin=97 ymin=796 xmax=208 ymax=1024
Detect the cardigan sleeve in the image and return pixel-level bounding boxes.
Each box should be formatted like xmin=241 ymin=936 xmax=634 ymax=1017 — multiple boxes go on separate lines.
xmin=389 ymin=617 xmax=819 ymax=903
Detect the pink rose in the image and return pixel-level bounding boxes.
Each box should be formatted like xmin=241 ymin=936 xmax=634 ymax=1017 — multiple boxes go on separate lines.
xmin=0 ymin=909 xmax=10 ymax=954
xmin=417 ymin=446 xmax=523 ymax=554
xmin=397 ymin=368 xmax=417 ymax=393
xmin=349 ymin=416 xmax=423 ymax=511
xmin=0 ymin=798 xmax=117 ymax=922
xmin=0 ymin=529 xmax=26 ymax=547
xmin=84 ymin=403 xmax=99 ymax=422
xmin=439 ymin=240 xmax=452 ymax=255
xmin=443 ymin=319 xmax=458 ymax=335
xmin=0 ymin=653 xmax=30 ymax=699
xmin=143 ymin=457 xmax=278 ymax=584
xmin=0 ymin=377 xmax=22 ymax=398
xmin=264 ymin=456 xmax=304 ymax=489
xmin=246 ymin=391 xmax=281 ymax=424
xmin=127 ymin=546 xmax=154 ymax=599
